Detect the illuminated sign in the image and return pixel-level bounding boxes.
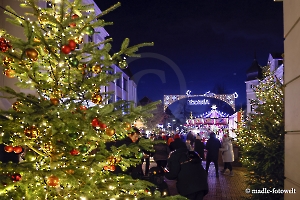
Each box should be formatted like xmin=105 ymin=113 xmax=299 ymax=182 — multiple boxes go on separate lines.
xmin=187 ymin=99 xmax=210 ymax=105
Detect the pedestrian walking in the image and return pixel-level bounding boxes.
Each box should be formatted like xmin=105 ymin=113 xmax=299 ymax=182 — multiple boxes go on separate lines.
xmin=194 ymin=134 xmax=205 ymax=160
xmin=219 ymin=134 xmax=234 ymax=176
xmin=205 ymin=132 xmax=221 ymax=177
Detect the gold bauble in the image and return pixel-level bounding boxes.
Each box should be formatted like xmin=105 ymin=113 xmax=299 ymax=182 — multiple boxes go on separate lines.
xmin=74 ymin=36 xmax=83 ymax=44
xmin=25 ymin=48 xmax=38 ymax=61
xmin=91 ymin=93 xmax=102 ymax=104
xmin=47 ymin=175 xmax=60 ymax=187
xmin=65 ymin=169 xmax=75 ymax=174
xmin=53 ymin=90 xmax=63 ymax=98
xmin=24 ymin=126 xmax=39 ymax=139
xmin=91 ymin=64 xmax=102 ymax=74
xmin=33 ymin=37 xmax=41 ymax=43
xmin=77 ymin=64 xmax=86 ymax=71
xmin=3 ymin=69 xmax=15 ymax=78
xmin=3 ymin=57 xmax=13 ymax=66
xmin=105 ymin=128 xmax=115 ymax=136
xmin=12 ymin=101 xmax=22 ymax=111
xmin=43 ymin=142 xmax=54 ymax=153
xmin=124 ymin=122 xmax=132 ymax=131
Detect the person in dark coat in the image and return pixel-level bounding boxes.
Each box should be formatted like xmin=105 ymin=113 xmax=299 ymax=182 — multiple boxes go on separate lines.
xmin=169 ymin=134 xmax=183 ymax=151
xmin=113 ymin=127 xmax=143 ymax=179
xmin=205 ymin=132 xmax=221 ymax=177
xmin=186 ymin=131 xmax=195 ymax=146
xmin=165 ymin=140 xmax=208 ymax=200
xmin=194 ymin=135 xmax=205 ymax=160
xmin=153 ymin=136 xmax=170 ymax=168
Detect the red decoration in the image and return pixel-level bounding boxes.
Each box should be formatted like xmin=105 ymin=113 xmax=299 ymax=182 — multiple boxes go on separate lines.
xmin=79 ymin=105 xmax=87 ymax=111
xmin=11 ymin=173 xmax=22 ymax=182
xmin=0 ymin=37 xmax=12 ymax=52
xmin=13 ymin=146 xmax=23 ymax=154
xmin=70 ymin=149 xmax=80 ymax=156
xmin=50 ymin=98 xmax=59 ymax=106
xmin=71 ymin=14 xmax=79 ymax=19
xmin=70 ymin=14 xmax=79 ymax=27
xmin=4 ymin=145 xmax=13 ymax=153
xmin=68 ymin=40 xmax=77 ymax=51
xmin=91 ymin=118 xmax=100 ymax=127
xmin=61 ymin=45 xmax=71 ymax=54
xmin=109 ymin=165 xmax=116 ymax=171
xmin=103 ymin=166 xmax=109 ymax=170
xmin=99 ymin=122 xmax=107 ymax=130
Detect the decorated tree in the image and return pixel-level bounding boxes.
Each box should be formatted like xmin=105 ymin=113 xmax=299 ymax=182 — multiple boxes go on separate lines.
xmin=236 ymin=66 xmax=284 ymax=200
xmin=0 ymin=0 xmax=186 ymax=199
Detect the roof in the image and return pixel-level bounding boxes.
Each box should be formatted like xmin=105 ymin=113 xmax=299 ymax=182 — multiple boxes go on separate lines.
xmin=246 ymin=58 xmax=263 ymax=81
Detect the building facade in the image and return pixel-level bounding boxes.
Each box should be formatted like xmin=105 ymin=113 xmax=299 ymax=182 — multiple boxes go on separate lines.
xmin=0 ymin=0 xmax=137 ymax=110
xmin=282 ymin=0 xmax=300 ymax=199
xmin=245 ymin=53 xmax=283 ymax=114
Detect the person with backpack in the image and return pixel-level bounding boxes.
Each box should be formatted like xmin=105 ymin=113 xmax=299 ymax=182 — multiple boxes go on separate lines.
xmin=164 ymin=139 xmax=208 ymax=200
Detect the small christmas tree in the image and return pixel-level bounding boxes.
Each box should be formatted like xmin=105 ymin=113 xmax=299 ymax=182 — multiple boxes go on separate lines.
xmin=0 ymin=0 xmax=178 ymax=199
xmin=236 ymin=66 xmax=284 ymax=200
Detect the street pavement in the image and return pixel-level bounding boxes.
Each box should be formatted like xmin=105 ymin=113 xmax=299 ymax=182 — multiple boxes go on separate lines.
xmin=143 ymin=160 xmax=249 ymax=200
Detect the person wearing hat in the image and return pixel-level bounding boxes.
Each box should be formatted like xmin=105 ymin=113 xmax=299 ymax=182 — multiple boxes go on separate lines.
xmin=219 ymin=134 xmax=234 ymax=176
xmin=205 ymin=132 xmax=221 ymax=177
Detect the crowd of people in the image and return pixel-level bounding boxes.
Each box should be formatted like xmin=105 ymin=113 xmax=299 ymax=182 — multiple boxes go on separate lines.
xmin=113 ymin=128 xmax=235 ymax=200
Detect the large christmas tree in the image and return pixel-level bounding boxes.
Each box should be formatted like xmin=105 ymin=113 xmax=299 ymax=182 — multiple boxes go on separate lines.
xmin=236 ymin=66 xmax=284 ymax=200
xmin=0 ymin=0 xmax=176 ymax=199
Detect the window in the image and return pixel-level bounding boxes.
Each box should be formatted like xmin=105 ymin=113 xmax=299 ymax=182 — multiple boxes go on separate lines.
xmin=116 ymin=77 xmax=121 ymax=88
xmin=88 ymin=35 xmax=93 ymax=42
xmin=123 ymin=78 xmax=127 ymax=91
xmin=116 ymin=96 xmax=122 ymax=102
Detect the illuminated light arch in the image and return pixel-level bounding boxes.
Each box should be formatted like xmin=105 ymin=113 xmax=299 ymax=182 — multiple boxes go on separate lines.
xmin=164 ymin=91 xmax=238 ymax=112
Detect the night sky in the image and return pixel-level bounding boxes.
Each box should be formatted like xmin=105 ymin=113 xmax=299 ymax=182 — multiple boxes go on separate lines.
xmin=95 ymin=0 xmax=284 ymax=113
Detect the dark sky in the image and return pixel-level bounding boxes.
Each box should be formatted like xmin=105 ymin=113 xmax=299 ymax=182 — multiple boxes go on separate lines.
xmin=95 ymin=0 xmax=284 ymax=111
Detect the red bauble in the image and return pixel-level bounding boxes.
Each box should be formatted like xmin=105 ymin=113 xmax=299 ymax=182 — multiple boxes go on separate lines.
xmin=4 ymin=145 xmax=13 ymax=153
xmin=109 ymin=165 xmax=116 ymax=171
xmin=70 ymin=149 xmax=80 ymax=156
xmin=0 ymin=37 xmax=12 ymax=52
xmin=71 ymin=14 xmax=79 ymax=19
xmin=91 ymin=118 xmax=100 ymax=127
xmin=69 ymin=14 xmax=79 ymax=27
xmin=68 ymin=40 xmax=77 ymax=51
xmin=50 ymin=98 xmax=59 ymax=106
xmin=11 ymin=173 xmax=22 ymax=182
xmin=103 ymin=166 xmax=109 ymax=170
xmin=79 ymin=105 xmax=87 ymax=111
xmin=13 ymin=146 xmax=23 ymax=154
xmin=99 ymin=122 xmax=107 ymax=130
xmin=61 ymin=45 xmax=71 ymax=54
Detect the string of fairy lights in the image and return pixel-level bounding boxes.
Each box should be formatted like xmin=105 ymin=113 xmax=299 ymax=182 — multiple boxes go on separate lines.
xmin=0 ymin=0 xmax=158 ymax=199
